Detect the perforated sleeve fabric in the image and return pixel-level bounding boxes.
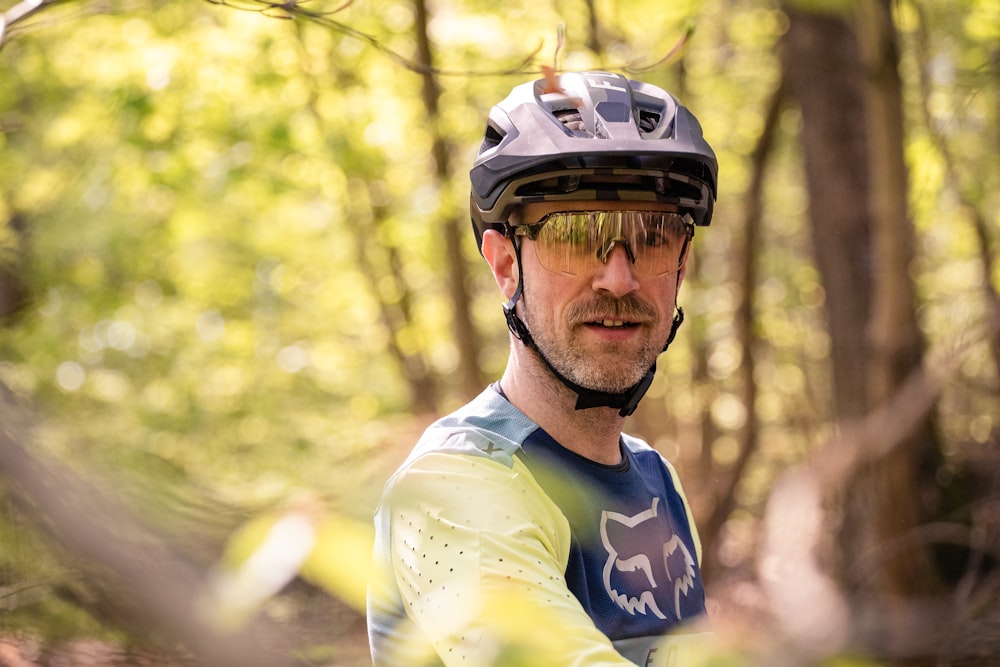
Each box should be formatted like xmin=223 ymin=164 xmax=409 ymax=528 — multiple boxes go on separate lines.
xmin=367 ymin=387 xmax=710 ymax=667
xmin=369 ymin=451 xmax=631 ymax=666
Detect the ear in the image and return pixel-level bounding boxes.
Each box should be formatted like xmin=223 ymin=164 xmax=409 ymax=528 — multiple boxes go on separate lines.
xmin=481 ymin=229 xmax=519 ymax=300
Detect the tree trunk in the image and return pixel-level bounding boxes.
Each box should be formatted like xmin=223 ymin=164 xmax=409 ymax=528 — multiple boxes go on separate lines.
xmin=781 ymin=6 xmax=873 ymax=421
xmin=350 ymin=185 xmax=440 ymax=414
xmin=781 ymin=4 xmax=943 ymax=657
xmin=0 ymin=211 xmax=29 ymax=323
xmin=411 ymin=0 xmax=486 ymax=402
xmin=853 ymin=0 xmax=941 ymax=597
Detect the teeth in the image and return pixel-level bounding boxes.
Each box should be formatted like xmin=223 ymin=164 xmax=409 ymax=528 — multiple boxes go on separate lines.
xmin=602 ymin=320 xmax=626 ymax=328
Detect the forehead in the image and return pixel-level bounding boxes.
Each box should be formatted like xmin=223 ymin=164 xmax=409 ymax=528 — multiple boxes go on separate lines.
xmin=516 ymin=199 xmax=680 ymax=223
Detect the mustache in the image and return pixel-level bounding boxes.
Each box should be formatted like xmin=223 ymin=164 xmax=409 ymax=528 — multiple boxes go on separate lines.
xmin=566 ymin=294 xmax=658 ymax=324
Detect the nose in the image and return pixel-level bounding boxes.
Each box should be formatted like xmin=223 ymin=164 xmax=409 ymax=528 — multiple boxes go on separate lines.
xmin=591 ymin=243 xmax=640 ymax=296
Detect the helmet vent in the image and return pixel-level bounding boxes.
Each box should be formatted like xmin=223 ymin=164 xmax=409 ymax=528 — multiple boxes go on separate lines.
xmin=552 ymin=108 xmax=586 ymax=133
xmin=637 ymin=108 xmax=663 ymax=134
xmin=480 ymin=123 xmax=505 ymax=152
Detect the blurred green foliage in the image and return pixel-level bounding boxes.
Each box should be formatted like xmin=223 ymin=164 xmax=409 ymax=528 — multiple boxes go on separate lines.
xmin=0 ymin=0 xmax=997 ymax=662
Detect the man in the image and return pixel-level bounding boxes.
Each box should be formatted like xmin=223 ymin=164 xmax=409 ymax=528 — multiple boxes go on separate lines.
xmin=368 ymin=70 xmax=718 ymax=666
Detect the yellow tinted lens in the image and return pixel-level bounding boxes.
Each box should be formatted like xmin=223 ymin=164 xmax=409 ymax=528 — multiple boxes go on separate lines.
xmin=628 ymin=211 xmax=689 ymax=271
xmin=535 ymin=212 xmax=604 ymax=273
xmin=532 ymin=211 xmax=689 ymax=275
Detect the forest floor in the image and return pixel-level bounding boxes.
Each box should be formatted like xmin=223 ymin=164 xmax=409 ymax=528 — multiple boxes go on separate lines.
xmin=0 ymin=602 xmax=371 ymax=667
xmin=0 ymin=630 xmax=371 ymax=667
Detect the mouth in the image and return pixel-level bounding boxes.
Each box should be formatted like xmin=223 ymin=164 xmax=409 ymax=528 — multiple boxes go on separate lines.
xmin=586 ymin=319 xmax=640 ymax=329
xmin=570 ymin=296 xmax=656 ymax=333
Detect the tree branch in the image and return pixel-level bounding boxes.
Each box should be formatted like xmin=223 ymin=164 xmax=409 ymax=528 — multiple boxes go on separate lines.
xmin=701 ymin=77 xmax=786 ymax=571
xmin=0 ymin=387 xmax=305 ymax=667
xmin=1 ymin=0 xmax=58 ymax=49
xmin=204 ymin=0 xmax=541 ymax=77
xmin=757 ymin=311 xmax=1000 ymax=661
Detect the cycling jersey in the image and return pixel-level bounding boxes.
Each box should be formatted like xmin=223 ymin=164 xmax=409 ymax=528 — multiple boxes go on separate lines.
xmin=367 ymin=386 xmax=709 ymax=666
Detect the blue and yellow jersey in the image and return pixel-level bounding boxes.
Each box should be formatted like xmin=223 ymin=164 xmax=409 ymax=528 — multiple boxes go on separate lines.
xmin=367 ymin=387 xmax=709 ymax=666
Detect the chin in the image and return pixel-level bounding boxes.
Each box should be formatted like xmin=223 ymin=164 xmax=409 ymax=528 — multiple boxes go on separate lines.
xmin=572 ymin=368 xmax=649 ymax=394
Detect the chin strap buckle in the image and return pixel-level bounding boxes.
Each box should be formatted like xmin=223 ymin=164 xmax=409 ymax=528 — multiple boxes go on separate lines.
xmin=664 ymin=307 xmax=684 ymax=350
xmin=503 ymin=300 xmax=534 ymax=347
xmin=616 ymin=369 xmax=655 ymax=417
xmin=572 ymin=366 xmax=655 ymax=417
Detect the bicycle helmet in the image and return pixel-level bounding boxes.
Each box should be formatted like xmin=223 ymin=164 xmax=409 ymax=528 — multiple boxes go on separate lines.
xmin=470 ymin=70 xmax=718 ymax=250
xmin=470 ymin=71 xmax=718 ymax=416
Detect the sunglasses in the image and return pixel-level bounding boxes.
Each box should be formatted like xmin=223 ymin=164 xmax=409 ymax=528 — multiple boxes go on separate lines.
xmin=514 ymin=210 xmax=693 ymax=276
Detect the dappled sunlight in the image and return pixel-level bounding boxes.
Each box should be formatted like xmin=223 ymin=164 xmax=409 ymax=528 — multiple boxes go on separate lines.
xmin=1 ymin=0 xmax=998 ymax=664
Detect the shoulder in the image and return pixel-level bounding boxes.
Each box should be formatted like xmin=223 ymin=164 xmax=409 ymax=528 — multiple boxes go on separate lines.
xmin=402 ymin=387 xmax=540 ymax=470
xmin=378 ymin=425 xmax=572 ymax=575
xmin=621 ymin=432 xmax=677 ymax=474
xmin=380 ymin=388 xmax=559 ymax=518
xmin=621 ymin=432 xmax=656 ymax=455
xmin=622 ymin=433 xmax=686 ymax=490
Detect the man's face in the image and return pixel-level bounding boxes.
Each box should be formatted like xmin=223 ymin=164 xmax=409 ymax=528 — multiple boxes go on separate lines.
xmin=514 ymin=200 xmax=688 ymax=394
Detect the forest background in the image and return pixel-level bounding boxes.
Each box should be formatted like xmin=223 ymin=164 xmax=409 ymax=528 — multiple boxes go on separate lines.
xmin=0 ymin=0 xmax=998 ymax=665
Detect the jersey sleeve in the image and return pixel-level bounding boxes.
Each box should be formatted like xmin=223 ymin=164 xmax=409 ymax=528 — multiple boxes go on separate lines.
xmin=376 ymin=450 xmax=637 ymax=666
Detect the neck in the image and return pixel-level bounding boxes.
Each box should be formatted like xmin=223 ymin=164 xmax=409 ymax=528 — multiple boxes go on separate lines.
xmin=499 ymin=343 xmax=626 ymax=466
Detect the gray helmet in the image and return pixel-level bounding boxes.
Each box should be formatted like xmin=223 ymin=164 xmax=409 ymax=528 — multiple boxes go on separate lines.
xmin=470 ymin=70 xmax=718 ymax=248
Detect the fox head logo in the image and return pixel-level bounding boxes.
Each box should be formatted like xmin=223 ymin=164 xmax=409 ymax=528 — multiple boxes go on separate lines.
xmin=600 ymin=497 xmax=697 ymax=621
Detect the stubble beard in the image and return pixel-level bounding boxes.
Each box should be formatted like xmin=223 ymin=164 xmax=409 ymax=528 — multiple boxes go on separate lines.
xmin=522 ymin=294 xmax=665 ymax=394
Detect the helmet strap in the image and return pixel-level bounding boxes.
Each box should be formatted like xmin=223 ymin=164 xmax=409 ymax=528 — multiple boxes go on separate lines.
xmin=502 ymin=234 xmax=685 ymax=418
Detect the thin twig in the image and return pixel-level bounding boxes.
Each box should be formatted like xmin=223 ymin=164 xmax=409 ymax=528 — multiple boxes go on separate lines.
xmin=621 ymin=23 xmax=694 ymax=74
xmin=204 ymin=0 xmax=542 ymax=77
xmin=0 ymin=0 xmax=55 ymax=48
